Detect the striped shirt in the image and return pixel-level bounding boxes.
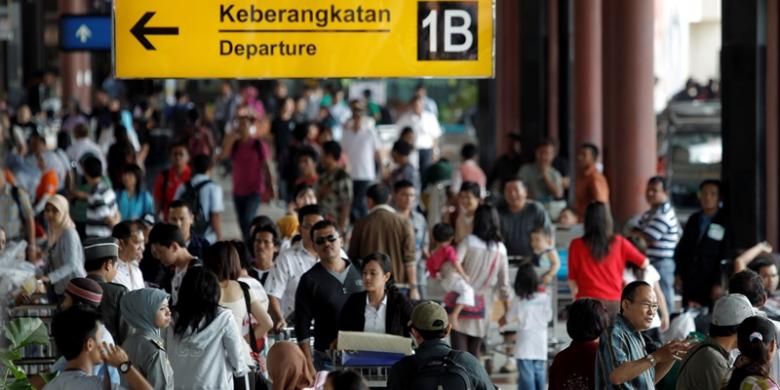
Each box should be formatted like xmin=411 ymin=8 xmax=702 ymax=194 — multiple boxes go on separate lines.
xmin=639 ymin=202 xmax=680 ymax=261
xmin=596 ymin=314 xmax=655 ymax=389
xmin=85 ymin=181 xmax=118 ymax=238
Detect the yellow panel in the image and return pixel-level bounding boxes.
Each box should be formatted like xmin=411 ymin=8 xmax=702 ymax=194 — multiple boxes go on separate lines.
xmin=113 ymin=0 xmax=494 ymax=79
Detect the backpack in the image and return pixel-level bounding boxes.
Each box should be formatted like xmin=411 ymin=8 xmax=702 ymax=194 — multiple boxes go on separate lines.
xmin=179 ymin=179 xmax=212 ymax=236
xmin=410 ymin=350 xmax=472 ymax=390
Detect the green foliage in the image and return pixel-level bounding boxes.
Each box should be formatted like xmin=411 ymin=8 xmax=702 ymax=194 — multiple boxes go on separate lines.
xmin=1 ymin=318 xmax=49 ymax=390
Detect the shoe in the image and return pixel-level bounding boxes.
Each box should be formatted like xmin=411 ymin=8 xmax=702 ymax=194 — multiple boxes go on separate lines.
xmin=499 ymin=360 xmax=517 ymax=374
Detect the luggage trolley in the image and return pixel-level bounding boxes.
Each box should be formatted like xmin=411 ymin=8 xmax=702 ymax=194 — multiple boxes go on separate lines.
xmin=332 ymin=331 xmax=414 ymax=389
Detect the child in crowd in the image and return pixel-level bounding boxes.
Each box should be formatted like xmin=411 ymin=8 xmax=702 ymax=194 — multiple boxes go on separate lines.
xmin=120 ymin=288 xmax=174 ymax=390
xmin=45 ymin=307 xmax=152 ymax=390
xmin=529 ymin=227 xmax=561 ymax=286
xmin=51 ymin=278 xmax=120 ymax=387
xmin=501 ymin=261 xmax=553 ymax=390
xmin=426 ymin=223 xmax=474 ymax=330
xmin=548 ymin=299 xmax=610 ymax=390
xmin=557 ymin=207 xmax=579 ymax=228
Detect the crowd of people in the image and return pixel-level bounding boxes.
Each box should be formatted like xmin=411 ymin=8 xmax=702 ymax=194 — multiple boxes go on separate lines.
xmin=1 ymin=77 xmax=779 ymax=390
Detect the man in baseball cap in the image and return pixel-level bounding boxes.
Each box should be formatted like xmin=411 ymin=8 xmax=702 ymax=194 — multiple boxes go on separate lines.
xmin=387 ymin=301 xmax=494 ymax=390
xmin=676 ymin=293 xmax=756 ymax=389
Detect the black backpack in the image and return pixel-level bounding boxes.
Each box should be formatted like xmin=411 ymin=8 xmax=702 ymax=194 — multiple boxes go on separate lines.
xmin=410 ymin=350 xmax=473 ymax=390
xmin=179 ymin=179 xmax=212 ymax=235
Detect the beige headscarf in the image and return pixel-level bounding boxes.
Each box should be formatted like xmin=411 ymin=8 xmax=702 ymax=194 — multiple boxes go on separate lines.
xmin=46 ymin=194 xmax=75 ymax=246
xmin=267 ymin=341 xmax=315 ymax=390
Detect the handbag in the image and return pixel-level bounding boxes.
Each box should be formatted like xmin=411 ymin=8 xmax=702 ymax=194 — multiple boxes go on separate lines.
xmin=235 ymin=282 xmax=272 ymax=390
xmin=443 ymin=248 xmax=501 ymax=320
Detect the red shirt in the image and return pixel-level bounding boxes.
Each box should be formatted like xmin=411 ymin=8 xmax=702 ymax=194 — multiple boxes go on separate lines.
xmin=568 ymin=235 xmax=645 ymax=301
xmin=153 ymin=165 xmax=192 ymax=219
xmin=549 ymin=340 xmax=599 ymax=390
xmin=426 ymin=244 xmax=457 ymax=278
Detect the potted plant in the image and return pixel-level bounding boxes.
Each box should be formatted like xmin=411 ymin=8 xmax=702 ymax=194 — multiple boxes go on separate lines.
xmin=0 ymin=317 xmax=49 ymax=390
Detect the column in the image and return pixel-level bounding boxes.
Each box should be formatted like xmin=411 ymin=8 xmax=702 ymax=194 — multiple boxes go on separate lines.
xmin=59 ymin=0 xmax=92 ymax=110
xmin=604 ymin=0 xmax=656 ymax=225
xmin=573 ymin=0 xmax=602 ymax=149
xmin=494 ymin=0 xmax=521 ymax=156
xmin=766 ymin=0 xmax=779 ymax=247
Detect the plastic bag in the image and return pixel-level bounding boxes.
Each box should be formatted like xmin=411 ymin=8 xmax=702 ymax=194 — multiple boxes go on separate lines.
xmin=662 ymin=310 xmax=696 ymax=343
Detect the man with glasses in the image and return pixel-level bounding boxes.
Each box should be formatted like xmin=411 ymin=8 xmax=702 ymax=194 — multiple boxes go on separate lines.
xmin=295 ymin=219 xmax=363 ymax=371
xmin=596 ymin=281 xmax=690 ymax=389
xmin=267 ymin=205 xmax=347 ymax=331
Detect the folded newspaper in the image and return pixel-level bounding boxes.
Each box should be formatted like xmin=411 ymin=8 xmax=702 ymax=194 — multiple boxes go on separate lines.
xmin=336 ymin=331 xmax=414 ymax=355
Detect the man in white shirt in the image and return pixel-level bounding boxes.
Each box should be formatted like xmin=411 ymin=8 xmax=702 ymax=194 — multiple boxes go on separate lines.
xmin=66 ymin=123 xmax=106 ymax=175
xmin=111 ymin=221 xmax=145 ymax=291
xmin=395 ymin=95 xmax=442 ymax=177
xmin=341 ymin=100 xmax=381 ymax=220
xmin=265 ymin=204 xmax=324 ymax=331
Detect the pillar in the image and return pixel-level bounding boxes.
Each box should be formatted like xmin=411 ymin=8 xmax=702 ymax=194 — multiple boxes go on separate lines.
xmin=603 ymin=0 xmax=656 ymax=225
xmin=767 ymin=0 xmax=779 ymax=247
xmin=721 ymin=0 xmax=767 ymax=249
xmin=495 ymin=0 xmax=521 ymax=156
xmin=547 ymin=0 xmax=560 ymax=143
xmin=59 ymin=0 xmax=92 ymax=110
xmin=573 ymin=0 xmax=602 ymax=150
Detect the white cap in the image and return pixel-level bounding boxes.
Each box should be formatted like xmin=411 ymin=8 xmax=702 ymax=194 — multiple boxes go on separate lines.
xmin=712 ymin=294 xmax=757 ymax=327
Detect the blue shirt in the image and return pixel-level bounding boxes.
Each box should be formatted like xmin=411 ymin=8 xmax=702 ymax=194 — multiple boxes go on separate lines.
xmin=596 ymin=314 xmax=654 ymax=389
xmin=116 ymin=190 xmax=154 ymax=221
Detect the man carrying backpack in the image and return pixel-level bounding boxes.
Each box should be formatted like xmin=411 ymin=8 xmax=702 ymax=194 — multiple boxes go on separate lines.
xmin=174 ymin=154 xmax=223 ymax=244
xmin=387 ymin=301 xmax=496 ymax=390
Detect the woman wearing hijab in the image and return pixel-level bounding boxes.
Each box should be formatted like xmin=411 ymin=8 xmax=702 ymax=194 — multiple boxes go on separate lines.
xmin=267 ymin=341 xmax=327 ymax=390
xmin=121 ymin=288 xmax=174 ymax=390
xmin=42 ymin=194 xmax=86 ymax=299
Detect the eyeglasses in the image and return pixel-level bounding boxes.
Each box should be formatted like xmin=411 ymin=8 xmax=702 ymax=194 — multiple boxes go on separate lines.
xmin=634 ymin=301 xmax=659 ymax=312
xmin=315 ymin=234 xmax=339 ymax=246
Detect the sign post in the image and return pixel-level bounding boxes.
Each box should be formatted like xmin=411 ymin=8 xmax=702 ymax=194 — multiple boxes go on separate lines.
xmin=113 ymin=0 xmax=494 ymax=78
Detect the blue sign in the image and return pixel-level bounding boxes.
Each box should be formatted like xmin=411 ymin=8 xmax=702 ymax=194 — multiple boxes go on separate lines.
xmin=60 ymin=15 xmax=112 ymax=51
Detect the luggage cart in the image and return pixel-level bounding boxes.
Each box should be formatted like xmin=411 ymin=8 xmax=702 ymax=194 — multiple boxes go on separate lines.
xmin=332 ymin=350 xmax=404 ymax=389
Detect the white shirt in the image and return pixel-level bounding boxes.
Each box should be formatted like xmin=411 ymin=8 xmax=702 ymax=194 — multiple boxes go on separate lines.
xmin=239 ymin=276 xmax=269 ymax=311
xmin=623 ymin=264 xmax=662 ymax=329
xmin=264 ymin=241 xmax=319 ymax=318
xmin=364 ymin=295 xmax=388 ymax=334
xmin=396 ymin=111 xmax=442 ymax=149
xmin=509 ymin=292 xmax=552 ymax=360
xmin=341 ymin=117 xmax=379 ymax=181
xmin=66 ymin=138 xmax=106 ymax=174
xmin=113 ymin=259 xmax=144 ymax=291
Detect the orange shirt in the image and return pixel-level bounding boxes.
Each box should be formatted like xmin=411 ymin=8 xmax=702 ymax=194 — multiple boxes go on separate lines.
xmin=35 ymin=170 xmax=59 ymax=201
xmin=575 ymin=166 xmax=610 ymax=221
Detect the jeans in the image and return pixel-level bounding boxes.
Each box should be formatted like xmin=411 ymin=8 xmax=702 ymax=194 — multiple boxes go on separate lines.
xmin=652 ymin=258 xmax=676 ymax=315
xmin=517 ymin=359 xmax=546 ymax=390
xmin=418 ymin=148 xmax=433 ymax=179
xmin=351 ymin=180 xmax=372 ymax=221
xmin=234 ymin=193 xmax=261 ymax=242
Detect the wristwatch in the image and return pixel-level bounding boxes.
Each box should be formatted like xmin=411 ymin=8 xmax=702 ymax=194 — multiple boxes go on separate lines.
xmin=646 ymin=353 xmax=657 ymax=367
xmin=118 ymin=361 xmax=133 ymax=374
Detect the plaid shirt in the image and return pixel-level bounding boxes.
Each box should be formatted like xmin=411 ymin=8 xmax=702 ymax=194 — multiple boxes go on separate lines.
xmin=596 ymin=314 xmax=655 ymax=389
xmin=317 ymin=167 xmax=352 ymax=222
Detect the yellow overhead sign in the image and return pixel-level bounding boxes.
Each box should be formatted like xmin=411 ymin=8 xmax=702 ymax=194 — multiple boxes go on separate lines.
xmin=113 ymin=0 xmax=494 ymax=79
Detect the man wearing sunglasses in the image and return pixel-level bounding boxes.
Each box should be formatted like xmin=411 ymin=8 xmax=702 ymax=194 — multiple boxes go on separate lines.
xmin=295 ymin=219 xmax=364 ymax=371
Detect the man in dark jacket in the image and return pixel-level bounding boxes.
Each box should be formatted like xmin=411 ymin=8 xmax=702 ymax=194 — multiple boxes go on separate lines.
xmin=387 ymin=301 xmax=495 ymax=390
xmin=83 ymin=237 xmax=129 ymax=345
xmin=674 ymin=180 xmax=733 ymax=308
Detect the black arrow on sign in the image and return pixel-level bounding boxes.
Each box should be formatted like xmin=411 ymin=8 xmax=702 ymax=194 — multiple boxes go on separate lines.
xmin=130 ymin=11 xmax=179 ymax=50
